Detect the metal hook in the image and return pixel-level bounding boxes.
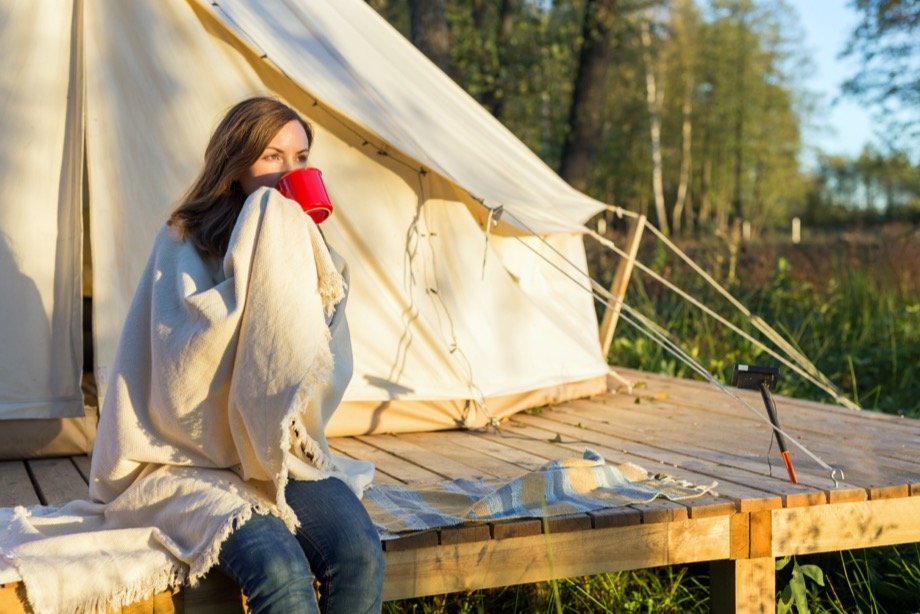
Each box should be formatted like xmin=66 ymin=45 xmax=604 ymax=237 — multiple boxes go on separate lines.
xmin=830 ymin=467 xmax=844 ymax=488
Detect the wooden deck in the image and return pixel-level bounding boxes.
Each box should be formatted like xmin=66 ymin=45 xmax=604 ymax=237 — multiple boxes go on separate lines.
xmin=2 ymin=368 xmax=918 ymax=613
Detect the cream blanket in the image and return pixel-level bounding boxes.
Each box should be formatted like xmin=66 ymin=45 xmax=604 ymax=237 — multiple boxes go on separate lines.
xmin=0 ymin=188 xmax=372 ymax=614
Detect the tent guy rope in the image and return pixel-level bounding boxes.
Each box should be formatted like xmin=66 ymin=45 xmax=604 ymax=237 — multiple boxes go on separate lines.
xmin=597 ymin=204 xmax=860 ymax=410
xmin=499 ymin=208 xmax=845 ymax=488
xmin=585 ymin=228 xmax=860 ymax=410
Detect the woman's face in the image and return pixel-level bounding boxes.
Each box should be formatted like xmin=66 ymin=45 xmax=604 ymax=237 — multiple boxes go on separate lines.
xmin=238 ymin=120 xmax=310 ymax=195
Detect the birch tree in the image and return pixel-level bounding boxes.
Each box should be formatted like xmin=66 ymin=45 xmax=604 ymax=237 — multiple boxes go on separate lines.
xmin=640 ymin=15 xmax=670 ymax=234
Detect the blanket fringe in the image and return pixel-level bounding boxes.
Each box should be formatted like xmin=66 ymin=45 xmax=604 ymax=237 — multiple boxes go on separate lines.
xmin=270 ymin=380 xmax=337 ymax=534
xmin=306 ymin=220 xmax=346 ymax=317
xmin=187 ymin=500 xmax=261 ymax=584
xmin=20 ymin=559 xmax=186 ymax=614
xmin=77 ymin=564 xmax=187 ymax=614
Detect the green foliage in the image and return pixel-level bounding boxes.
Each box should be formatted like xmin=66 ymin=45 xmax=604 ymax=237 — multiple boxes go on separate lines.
xmin=604 ymin=236 xmax=920 ymax=417
xmin=841 ymin=0 xmax=920 ymax=150
xmin=374 ymin=0 xmax=823 ymax=233
xmin=776 ymin=555 xmax=825 ymax=614
xmin=384 ymin=566 xmax=709 ymax=613
xmin=805 ymin=147 xmax=920 ymax=224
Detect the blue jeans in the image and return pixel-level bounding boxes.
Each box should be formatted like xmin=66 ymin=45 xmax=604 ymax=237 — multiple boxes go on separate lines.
xmin=217 ymin=478 xmax=384 ymax=613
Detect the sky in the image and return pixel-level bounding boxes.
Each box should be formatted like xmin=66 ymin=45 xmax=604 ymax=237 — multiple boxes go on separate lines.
xmin=793 ymin=1 xmax=877 ymax=162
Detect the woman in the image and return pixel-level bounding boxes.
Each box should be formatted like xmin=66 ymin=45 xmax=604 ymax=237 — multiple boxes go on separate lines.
xmin=2 ymin=97 xmax=382 ymax=614
xmin=163 ymin=96 xmax=384 ymax=613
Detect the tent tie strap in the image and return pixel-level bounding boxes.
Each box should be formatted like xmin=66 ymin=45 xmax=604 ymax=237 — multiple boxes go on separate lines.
xmin=481 ymin=204 xmax=503 ymax=280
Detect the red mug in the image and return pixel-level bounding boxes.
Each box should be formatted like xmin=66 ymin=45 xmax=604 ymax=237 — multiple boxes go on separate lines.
xmin=275 ymin=167 xmax=334 ymax=224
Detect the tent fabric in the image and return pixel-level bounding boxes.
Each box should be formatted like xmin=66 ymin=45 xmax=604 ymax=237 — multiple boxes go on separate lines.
xmin=0 ymin=0 xmax=84 ymax=420
xmin=203 ymin=0 xmax=606 ymax=235
xmin=3 ymin=0 xmax=610 ymax=436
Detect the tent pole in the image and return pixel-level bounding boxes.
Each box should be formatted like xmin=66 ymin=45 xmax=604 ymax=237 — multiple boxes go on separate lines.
xmin=598 ymin=214 xmax=646 ymax=360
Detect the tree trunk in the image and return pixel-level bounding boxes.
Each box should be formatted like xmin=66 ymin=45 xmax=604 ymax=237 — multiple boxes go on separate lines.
xmin=700 ymin=157 xmax=712 ymax=225
xmin=408 ymin=0 xmax=451 ymax=74
xmin=559 ymin=0 xmax=618 ymax=193
xmin=731 ymin=16 xmax=746 ymax=222
xmin=672 ymin=75 xmax=694 ymax=234
xmin=640 ymin=18 xmax=669 ymax=235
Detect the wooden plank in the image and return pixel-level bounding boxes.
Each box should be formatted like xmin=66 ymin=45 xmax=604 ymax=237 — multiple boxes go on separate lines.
xmin=565 ymin=399 xmax=838 ymax=495
xmin=438 ymin=524 xmax=491 ymax=546
xmin=491 ymin=518 xmax=543 ymax=540
xmin=0 ymin=462 xmax=39 ymax=507
xmin=355 ymin=434 xmax=494 ymax=481
xmin=710 ymin=557 xmax=776 ymax=614
xmin=588 ymin=506 xmax=642 ymax=529
xmin=749 ymin=510 xmax=773 ymax=559
xmin=771 ymin=496 xmax=920 ymax=556
xmin=567 ymin=397 xmax=873 ymax=491
xmin=120 ymin=589 xmax=181 ymax=614
xmin=382 ymin=515 xmax=730 ymax=601
xmin=27 ymin=458 xmax=89 ymax=505
xmin=826 ymin=486 xmax=870 ymax=504
xmin=396 ymin=430 xmax=543 ymax=475
xmin=559 ymin=398 xmax=903 ymax=502
xmin=614 ymin=367 xmax=912 ymax=425
xmin=71 ymin=455 xmax=92 ymax=482
xmin=328 ymin=437 xmax=440 ymax=484
xmin=599 ymin=214 xmax=646 ymax=358
xmin=383 ymin=530 xmax=439 ymax=552
xmin=868 ymin=484 xmax=910 ymax=500
xmin=630 ymin=499 xmax=688 ymax=524
xmin=543 ymin=512 xmax=593 ymax=535
xmin=0 ymin=584 xmax=182 ymax=614
xmin=614 ymin=368 xmax=920 ymax=441
xmin=0 ymin=584 xmax=27 ymax=614
xmin=508 ymin=413 xmax=786 ymax=511
xmin=327 ymin=440 xmax=401 ymax=486
xmin=479 ymin=420 xmax=761 ymax=508
xmin=681 ymin=496 xmax=737 ymax=519
xmin=728 ymin=513 xmax=750 ymax=559
xmin=598 ymin=393 xmax=920 ymax=480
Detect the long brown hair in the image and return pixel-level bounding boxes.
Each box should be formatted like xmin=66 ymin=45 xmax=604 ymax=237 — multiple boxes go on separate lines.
xmin=169 ymin=97 xmax=314 ymax=258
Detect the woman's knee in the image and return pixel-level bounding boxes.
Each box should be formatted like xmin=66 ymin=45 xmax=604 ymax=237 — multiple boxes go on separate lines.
xmin=338 ymin=523 xmax=385 ymax=577
xmin=218 ymin=513 xmax=317 ymax=612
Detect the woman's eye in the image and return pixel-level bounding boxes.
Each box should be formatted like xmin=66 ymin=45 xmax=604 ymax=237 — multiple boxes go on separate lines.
xmin=297 ymin=154 xmax=309 ymax=164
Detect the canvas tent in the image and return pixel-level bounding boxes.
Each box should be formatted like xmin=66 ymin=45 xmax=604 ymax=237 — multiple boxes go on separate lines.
xmin=0 ymin=0 xmax=610 ymax=459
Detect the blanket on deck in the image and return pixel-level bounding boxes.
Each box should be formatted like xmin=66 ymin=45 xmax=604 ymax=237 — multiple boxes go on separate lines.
xmin=0 ymin=188 xmax=372 ymax=614
xmin=365 ymin=449 xmax=718 ymax=538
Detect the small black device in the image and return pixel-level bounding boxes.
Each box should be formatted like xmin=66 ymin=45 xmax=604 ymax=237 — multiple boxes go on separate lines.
xmin=731 ymin=363 xmax=778 ymax=390
xmin=732 ymin=363 xmax=798 ymax=484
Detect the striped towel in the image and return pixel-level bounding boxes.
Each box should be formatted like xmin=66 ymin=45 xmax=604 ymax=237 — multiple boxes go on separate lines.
xmin=363 ymin=449 xmax=717 ymax=537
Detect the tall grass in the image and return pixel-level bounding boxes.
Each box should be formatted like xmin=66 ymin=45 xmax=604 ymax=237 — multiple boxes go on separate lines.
xmin=384 ymin=565 xmax=710 ymax=613
xmin=604 ymin=241 xmax=920 ymax=418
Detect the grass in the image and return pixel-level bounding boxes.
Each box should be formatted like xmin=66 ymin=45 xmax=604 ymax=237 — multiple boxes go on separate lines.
xmin=384 ymin=565 xmax=710 ymax=613
xmin=385 ymin=228 xmax=920 ymax=612
xmin=602 ymin=239 xmax=920 ymax=418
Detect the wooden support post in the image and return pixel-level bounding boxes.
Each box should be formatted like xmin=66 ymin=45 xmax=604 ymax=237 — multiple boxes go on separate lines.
xmin=599 ymin=215 xmax=646 ymax=359
xmin=709 ymin=557 xmax=776 ymax=614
